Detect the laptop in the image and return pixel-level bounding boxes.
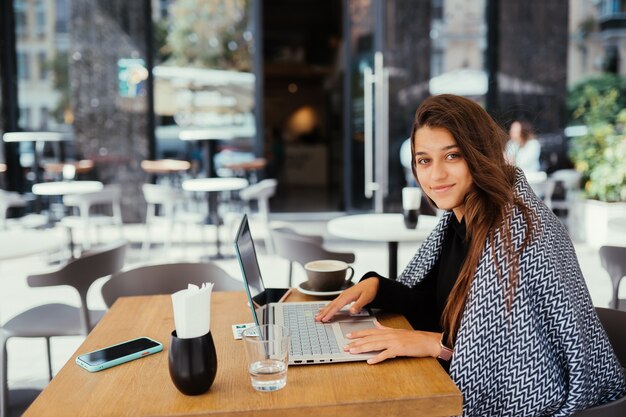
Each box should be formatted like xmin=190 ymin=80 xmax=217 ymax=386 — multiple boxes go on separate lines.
xmin=234 ymin=214 xmax=377 ymax=365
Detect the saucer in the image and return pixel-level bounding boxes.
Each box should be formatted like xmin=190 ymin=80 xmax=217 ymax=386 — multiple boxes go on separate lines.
xmin=296 ymin=280 xmax=354 ymax=298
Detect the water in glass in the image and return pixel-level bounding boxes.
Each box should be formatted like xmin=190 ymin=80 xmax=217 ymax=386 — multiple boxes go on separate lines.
xmin=248 ymin=359 xmax=287 ymax=391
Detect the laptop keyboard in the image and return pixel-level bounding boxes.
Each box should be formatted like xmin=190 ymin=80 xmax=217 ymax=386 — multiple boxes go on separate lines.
xmin=283 ymin=303 xmax=342 ymax=357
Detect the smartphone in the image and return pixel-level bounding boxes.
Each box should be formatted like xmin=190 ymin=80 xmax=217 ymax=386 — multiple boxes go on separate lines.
xmin=75 ymin=337 xmax=163 ymax=372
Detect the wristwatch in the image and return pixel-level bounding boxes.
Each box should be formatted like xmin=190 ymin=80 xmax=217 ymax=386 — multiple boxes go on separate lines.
xmin=437 ymin=332 xmax=454 ymax=361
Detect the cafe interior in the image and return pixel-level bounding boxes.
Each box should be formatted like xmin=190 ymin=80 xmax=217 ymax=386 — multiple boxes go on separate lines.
xmin=1 ymin=0 xmax=626 ymax=416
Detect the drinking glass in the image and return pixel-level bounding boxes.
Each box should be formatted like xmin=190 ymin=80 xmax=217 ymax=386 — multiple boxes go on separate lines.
xmin=242 ymin=324 xmax=290 ymax=392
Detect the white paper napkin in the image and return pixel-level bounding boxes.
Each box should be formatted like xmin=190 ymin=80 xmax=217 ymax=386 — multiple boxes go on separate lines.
xmin=171 ymin=283 xmax=214 ymax=339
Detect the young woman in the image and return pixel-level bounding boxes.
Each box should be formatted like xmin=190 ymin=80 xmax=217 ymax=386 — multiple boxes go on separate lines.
xmin=316 ymin=95 xmax=625 ymax=416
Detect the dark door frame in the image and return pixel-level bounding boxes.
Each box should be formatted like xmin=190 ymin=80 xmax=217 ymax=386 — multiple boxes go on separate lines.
xmin=0 ymin=0 xmax=23 ymax=192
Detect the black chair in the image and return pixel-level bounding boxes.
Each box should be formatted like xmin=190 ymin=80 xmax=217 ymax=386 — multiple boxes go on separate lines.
xmin=599 ymin=246 xmax=626 ymax=309
xmin=0 ymin=240 xmax=127 ymax=417
xmin=270 ymin=226 xmax=355 ymax=287
xmin=101 ymin=262 xmax=242 ymax=308
xmin=573 ymin=307 xmax=626 ymax=416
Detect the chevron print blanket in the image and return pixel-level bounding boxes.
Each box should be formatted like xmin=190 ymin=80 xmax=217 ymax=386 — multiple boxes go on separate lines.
xmin=398 ymin=171 xmax=625 ymax=416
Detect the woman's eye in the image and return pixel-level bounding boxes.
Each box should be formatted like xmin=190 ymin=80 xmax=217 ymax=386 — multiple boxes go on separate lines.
xmin=417 ymin=158 xmax=429 ymax=165
xmin=446 ymin=153 xmax=461 ymax=160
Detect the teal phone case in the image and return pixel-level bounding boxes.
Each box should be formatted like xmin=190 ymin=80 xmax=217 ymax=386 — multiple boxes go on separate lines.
xmin=75 ymin=337 xmax=163 ymax=372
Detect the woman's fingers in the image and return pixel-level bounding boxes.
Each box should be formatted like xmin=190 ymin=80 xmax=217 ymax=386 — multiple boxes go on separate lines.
xmin=367 ymin=349 xmax=398 ymax=365
xmin=342 ymin=328 xmax=441 ymax=363
xmin=315 ymin=279 xmax=378 ymax=322
xmin=315 ymin=292 xmax=355 ymax=322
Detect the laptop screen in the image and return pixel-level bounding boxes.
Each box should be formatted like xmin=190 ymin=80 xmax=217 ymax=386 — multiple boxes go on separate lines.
xmin=234 ymin=214 xmax=268 ymax=325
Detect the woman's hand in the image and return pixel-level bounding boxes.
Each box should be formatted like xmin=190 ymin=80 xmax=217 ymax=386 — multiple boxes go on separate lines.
xmin=315 ymin=278 xmax=379 ymax=322
xmin=345 ymin=322 xmax=442 ymax=364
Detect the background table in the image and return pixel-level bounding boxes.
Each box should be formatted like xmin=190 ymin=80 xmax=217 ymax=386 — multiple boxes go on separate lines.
xmin=24 ymin=292 xmax=462 ymax=417
xmin=179 ymin=129 xmax=234 ymax=178
xmin=182 ymin=177 xmax=248 ymax=258
xmin=328 ymin=213 xmax=439 ymax=279
xmin=3 ymin=132 xmax=67 ymax=185
xmin=31 ymin=181 xmax=104 ymax=254
xmin=141 ymin=159 xmax=190 ymax=187
xmin=31 ymin=181 xmax=103 ymax=197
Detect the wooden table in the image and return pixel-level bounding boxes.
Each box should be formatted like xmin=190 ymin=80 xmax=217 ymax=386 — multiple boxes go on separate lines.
xmin=24 ymin=292 xmax=462 ymax=417
xmin=327 ymin=213 xmax=439 ymax=279
xmin=222 ymin=158 xmax=267 ymax=183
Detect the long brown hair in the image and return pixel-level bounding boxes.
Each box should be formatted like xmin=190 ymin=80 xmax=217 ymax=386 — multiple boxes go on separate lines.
xmin=410 ymin=94 xmax=535 ymax=345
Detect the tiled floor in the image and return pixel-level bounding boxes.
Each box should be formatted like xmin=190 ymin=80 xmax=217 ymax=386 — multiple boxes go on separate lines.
xmin=1 ymin=215 xmax=624 ymax=414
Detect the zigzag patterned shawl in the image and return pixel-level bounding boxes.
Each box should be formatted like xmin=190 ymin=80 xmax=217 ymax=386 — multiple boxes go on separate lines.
xmin=398 ymin=171 xmax=625 ymax=416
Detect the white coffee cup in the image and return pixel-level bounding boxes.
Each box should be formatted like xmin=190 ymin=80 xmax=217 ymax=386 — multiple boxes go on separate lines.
xmin=304 ymin=260 xmax=355 ymax=292
xmin=402 ymin=187 xmax=422 ymax=210
xmin=402 ymin=187 xmax=422 ymax=229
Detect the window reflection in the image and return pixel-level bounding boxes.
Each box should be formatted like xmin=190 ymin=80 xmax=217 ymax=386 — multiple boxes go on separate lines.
xmin=429 ymin=0 xmax=487 ymax=101
xmin=153 ymin=0 xmax=256 ymax=172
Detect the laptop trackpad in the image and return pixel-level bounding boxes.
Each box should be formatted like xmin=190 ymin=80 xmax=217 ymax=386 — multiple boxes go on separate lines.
xmin=338 ymin=320 xmax=376 ymax=338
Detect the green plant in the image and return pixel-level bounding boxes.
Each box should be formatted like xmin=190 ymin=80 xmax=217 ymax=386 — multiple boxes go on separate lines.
xmin=567 ymin=74 xmax=626 ymax=124
xmin=568 ymin=83 xmax=626 ymax=202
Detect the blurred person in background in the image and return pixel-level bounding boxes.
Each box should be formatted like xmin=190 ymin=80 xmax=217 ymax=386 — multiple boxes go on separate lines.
xmin=505 ymin=120 xmax=541 ymax=173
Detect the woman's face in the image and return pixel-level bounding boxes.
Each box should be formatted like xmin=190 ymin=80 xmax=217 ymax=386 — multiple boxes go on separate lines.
xmin=413 ymin=126 xmax=473 ymax=220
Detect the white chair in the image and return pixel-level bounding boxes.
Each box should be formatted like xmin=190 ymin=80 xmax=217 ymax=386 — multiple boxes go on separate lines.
xmin=0 ymin=191 xmax=27 ymax=230
xmin=525 ymin=171 xmax=549 ymax=199
xmin=141 ymin=184 xmax=206 ymax=258
xmin=545 ymin=169 xmax=582 ymax=233
xmin=0 ymin=190 xmax=47 ymax=230
xmin=60 ymin=184 xmax=124 ymax=249
xmin=229 ymin=179 xmax=278 ymax=253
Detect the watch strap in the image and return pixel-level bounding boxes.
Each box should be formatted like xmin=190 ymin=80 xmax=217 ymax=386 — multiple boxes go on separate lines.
xmin=437 ymin=332 xmax=454 ymax=361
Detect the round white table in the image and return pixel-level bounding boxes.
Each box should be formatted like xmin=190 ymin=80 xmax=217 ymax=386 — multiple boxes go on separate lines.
xmin=179 ymin=129 xmax=235 ymax=178
xmin=182 ymin=177 xmax=248 ymax=258
xmin=3 ymin=132 xmax=67 ymax=184
xmin=32 ymin=181 xmax=103 ymax=255
xmin=327 ymin=213 xmax=439 ymax=279
xmin=32 ymin=181 xmax=103 ymax=196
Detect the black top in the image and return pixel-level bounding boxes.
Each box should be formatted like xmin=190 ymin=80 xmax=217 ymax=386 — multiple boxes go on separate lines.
xmin=363 ymin=215 xmax=469 ymax=332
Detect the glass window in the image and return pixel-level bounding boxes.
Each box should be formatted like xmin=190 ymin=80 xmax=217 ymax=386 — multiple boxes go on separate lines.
xmin=40 ymin=106 xmax=49 ymax=129
xmin=16 ymin=0 xmax=72 ymax=135
xmin=19 ymin=107 xmax=32 ymax=128
xmin=35 ymin=0 xmax=46 ymax=37
xmin=17 ymin=52 xmax=30 ymax=80
xmin=429 ymin=0 xmax=487 ymax=102
xmin=38 ymin=51 xmax=47 ymax=80
xmin=15 ymin=0 xmax=27 ymax=38
xmin=55 ymin=0 xmax=69 ymax=33
xmin=153 ymin=0 xmax=256 ymax=172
